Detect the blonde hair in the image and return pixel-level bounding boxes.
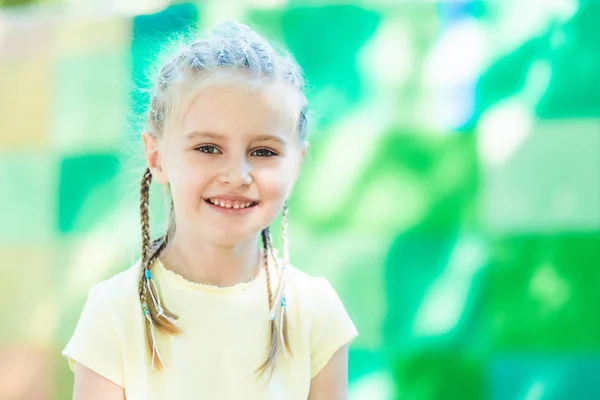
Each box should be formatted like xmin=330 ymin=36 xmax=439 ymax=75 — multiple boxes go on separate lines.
xmin=148 ymin=21 xmax=308 ymax=143
xmin=138 ymin=21 xmax=305 ymax=375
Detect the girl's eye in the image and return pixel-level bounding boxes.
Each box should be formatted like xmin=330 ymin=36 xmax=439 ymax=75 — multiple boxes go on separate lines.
xmin=251 ymin=148 xmax=277 ymax=157
xmin=196 ymin=145 xmax=221 ymax=154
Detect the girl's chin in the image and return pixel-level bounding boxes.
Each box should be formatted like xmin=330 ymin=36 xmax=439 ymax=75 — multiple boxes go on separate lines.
xmin=206 ymin=231 xmax=260 ymax=247
xmin=194 ymin=219 xmax=264 ymax=245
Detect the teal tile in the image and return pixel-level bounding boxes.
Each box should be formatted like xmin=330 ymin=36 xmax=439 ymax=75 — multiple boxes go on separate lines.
xmin=536 ymin=3 xmax=600 ymax=118
xmin=280 ymin=5 xmax=379 ymax=100
xmin=129 ymin=3 xmax=199 ymax=138
xmin=491 ymin=355 xmax=600 ymax=400
xmin=58 ymin=153 xmax=120 ymax=234
xmin=249 ymin=5 xmax=380 ymax=129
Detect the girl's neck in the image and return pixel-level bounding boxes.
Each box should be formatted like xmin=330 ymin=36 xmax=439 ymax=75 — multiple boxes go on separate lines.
xmin=159 ymin=232 xmax=262 ymax=287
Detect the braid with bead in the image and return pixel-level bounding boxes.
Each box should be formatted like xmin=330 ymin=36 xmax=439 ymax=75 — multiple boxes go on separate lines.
xmin=139 ymin=168 xmax=181 ymax=369
xmin=256 ymin=226 xmax=292 ymax=377
xmin=256 ymin=228 xmax=278 ymax=376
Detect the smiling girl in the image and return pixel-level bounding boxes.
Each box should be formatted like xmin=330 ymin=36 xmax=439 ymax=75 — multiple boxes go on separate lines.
xmin=62 ymin=21 xmax=357 ymax=400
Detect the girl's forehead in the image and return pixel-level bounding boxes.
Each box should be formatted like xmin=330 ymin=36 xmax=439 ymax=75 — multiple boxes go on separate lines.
xmin=178 ymin=82 xmax=299 ymax=140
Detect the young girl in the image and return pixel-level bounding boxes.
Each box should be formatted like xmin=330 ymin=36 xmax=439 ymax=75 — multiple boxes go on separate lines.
xmin=62 ymin=21 xmax=357 ymax=399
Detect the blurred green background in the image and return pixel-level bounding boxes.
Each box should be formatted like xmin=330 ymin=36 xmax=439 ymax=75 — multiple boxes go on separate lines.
xmin=1 ymin=0 xmax=599 ymax=399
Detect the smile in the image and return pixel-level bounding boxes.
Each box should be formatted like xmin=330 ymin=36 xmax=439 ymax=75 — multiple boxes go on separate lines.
xmin=204 ymin=198 xmax=259 ymax=209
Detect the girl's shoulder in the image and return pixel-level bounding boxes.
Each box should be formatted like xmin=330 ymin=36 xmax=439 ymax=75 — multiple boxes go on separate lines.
xmin=284 ymin=264 xmax=358 ymax=378
xmin=284 ymin=265 xmax=348 ymax=316
xmin=285 ymin=265 xmax=331 ymax=291
xmin=86 ymin=261 xmax=143 ymax=312
xmin=285 ymin=264 xmax=339 ymax=294
xmin=62 ymin=262 xmax=144 ymax=386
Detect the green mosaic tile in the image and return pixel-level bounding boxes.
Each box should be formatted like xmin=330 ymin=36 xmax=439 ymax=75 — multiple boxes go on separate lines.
xmin=472 ymin=3 xmax=600 ymax=125
xmin=479 ymin=122 xmax=600 ymax=233
xmin=281 ymin=6 xmax=379 ymax=98
xmin=51 ymin=52 xmax=129 ymax=154
xmin=249 ymin=5 xmax=380 ymax=128
xmin=536 ymin=3 xmax=600 ymax=118
xmin=483 ymin=234 xmax=600 ymax=350
xmin=293 ymin=130 xmax=478 ymax=234
xmin=0 ymin=153 xmax=56 ymax=243
xmin=57 ymin=153 xmax=120 ymax=234
xmin=392 ymin=349 xmax=485 ymax=400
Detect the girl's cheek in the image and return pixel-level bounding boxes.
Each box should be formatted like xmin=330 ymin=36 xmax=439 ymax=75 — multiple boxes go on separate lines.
xmin=256 ymin=170 xmax=291 ymax=196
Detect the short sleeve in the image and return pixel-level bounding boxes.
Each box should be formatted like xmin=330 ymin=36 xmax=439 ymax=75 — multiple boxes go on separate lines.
xmin=309 ymin=278 xmax=358 ymax=379
xmin=62 ymin=284 xmax=124 ymax=387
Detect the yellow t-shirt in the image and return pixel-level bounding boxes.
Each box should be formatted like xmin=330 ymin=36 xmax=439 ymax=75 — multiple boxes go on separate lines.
xmin=62 ymin=256 xmax=358 ymax=399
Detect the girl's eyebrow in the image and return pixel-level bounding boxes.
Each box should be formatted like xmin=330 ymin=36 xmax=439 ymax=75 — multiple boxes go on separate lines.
xmin=184 ymin=131 xmax=287 ymax=145
xmin=251 ymin=134 xmax=287 ymax=146
xmin=184 ymin=131 xmax=223 ymax=140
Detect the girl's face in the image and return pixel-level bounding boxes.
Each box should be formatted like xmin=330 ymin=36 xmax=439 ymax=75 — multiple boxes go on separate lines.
xmin=144 ymin=81 xmax=306 ymax=247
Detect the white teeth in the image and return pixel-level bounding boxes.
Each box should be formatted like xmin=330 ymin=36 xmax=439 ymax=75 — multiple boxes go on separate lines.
xmin=208 ymin=199 xmax=254 ymax=209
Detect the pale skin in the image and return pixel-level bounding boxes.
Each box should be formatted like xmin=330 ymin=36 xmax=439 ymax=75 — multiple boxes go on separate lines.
xmin=73 ymin=82 xmax=350 ymax=399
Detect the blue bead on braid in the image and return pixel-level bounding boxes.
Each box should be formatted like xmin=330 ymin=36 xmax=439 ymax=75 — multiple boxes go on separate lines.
xmin=141 ymin=302 xmax=150 ymax=315
xmin=281 ymin=297 xmax=287 ymax=307
xmin=145 ymin=269 xmax=152 ymax=279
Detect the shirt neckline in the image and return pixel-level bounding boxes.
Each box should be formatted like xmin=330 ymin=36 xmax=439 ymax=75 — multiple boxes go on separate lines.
xmin=152 ymin=251 xmax=277 ymax=294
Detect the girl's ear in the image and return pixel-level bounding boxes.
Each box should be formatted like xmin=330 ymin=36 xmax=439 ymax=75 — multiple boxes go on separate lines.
xmin=142 ymin=132 xmax=169 ymax=184
xmin=296 ymin=141 xmax=308 ymax=177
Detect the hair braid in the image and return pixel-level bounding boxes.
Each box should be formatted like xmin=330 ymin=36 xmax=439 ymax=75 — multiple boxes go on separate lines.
xmin=255 ymin=226 xmax=293 ymax=376
xmin=268 ymin=229 xmax=292 ymax=357
xmin=140 ymin=168 xmax=153 ymax=265
xmin=256 ymin=228 xmax=278 ymax=376
xmin=139 ymin=168 xmax=181 ymax=369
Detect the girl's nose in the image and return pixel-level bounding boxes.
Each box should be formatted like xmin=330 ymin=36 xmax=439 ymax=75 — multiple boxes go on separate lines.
xmin=219 ymin=157 xmax=253 ymax=187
